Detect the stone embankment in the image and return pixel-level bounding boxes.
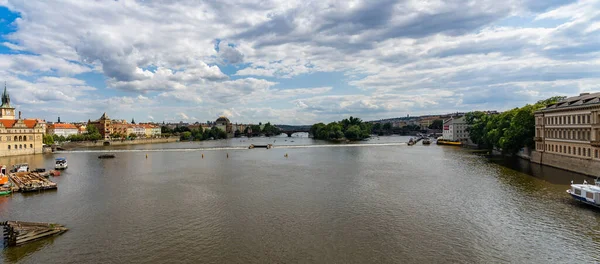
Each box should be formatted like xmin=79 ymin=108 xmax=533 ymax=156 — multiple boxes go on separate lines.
xmin=58 ymin=137 xmax=179 ymax=150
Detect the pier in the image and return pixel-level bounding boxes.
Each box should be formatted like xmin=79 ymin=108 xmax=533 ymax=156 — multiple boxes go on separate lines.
xmin=1 ymin=221 xmax=68 ymax=247
xmin=8 ymin=172 xmax=57 ymax=192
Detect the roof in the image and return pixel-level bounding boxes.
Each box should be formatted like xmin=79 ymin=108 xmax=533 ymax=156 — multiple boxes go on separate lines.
xmin=543 ymin=92 xmax=600 ymax=111
xmin=216 ymin=116 xmax=230 ymax=123
xmin=0 ymin=119 xmax=41 ymax=129
xmin=48 ymin=123 xmax=78 ymax=129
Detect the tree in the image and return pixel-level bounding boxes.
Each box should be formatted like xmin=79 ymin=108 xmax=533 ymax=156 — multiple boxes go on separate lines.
xmin=372 ymin=123 xmax=381 ymax=133
xmin=161 ymin=126 xmax=173 ymax=134
xmin=344 ymin=125 xmax=362 ymax=140
xmin=383 ymin=122 xmax=392 ymax=130
xmin=43 ymin=134 xmax=54 ymax=145
xmin=311 ymin=117 xmax=370 ymax=141
xmin=129 ymin=133 xmax=137 ymax=139
xmin=262 ymin=122 xmax=281 ymax=136
xmin=428 ymin=119 xmax=443 ymax=130
xmin=180 ymin=131 xmax=192 ymax=141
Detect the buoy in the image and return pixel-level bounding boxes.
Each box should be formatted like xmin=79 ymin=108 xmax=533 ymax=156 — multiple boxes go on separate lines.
xmin=202 ymin=154 xmax=204 ymax=159
xmin=146 ymin=154 xmax=148 ymax=159
xmin=284 ymin=153 xmax=288 ymax=158
xmin=227 ymin=153 xmax=229 ymax=158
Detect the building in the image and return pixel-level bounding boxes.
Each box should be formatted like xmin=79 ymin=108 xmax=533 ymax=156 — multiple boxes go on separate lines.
xmin=215 ymin=116 xmax=233 ymax=134
xmin=140 ymin=124 xmax=160 ymax=138
xmin=88 ymin=113 xmax=113 ymax=140
xmin=0 ymin=85 xmax=45 ymax=157
xmin=532 ymin=92 xmax=600 ymax=176
xmin=442 ymin=116 xmax=471 ymax=143
xmin=47 ymin=123 xmax=79 ymax=137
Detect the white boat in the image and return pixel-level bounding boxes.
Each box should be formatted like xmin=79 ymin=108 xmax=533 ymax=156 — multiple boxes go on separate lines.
xmin=55 ymin=158 xmax=68 ymax=170
xmin=11 ymin=163 xmax=29 ymax=173
xmin=567 ymin=179 xmax=600 ymax=208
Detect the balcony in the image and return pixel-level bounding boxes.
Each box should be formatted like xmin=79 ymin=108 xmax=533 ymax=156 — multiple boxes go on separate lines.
xmin=591 ymin=141 xmax=600 ymax=147
xmin=534 ymin=137 xmax=543 ymax=141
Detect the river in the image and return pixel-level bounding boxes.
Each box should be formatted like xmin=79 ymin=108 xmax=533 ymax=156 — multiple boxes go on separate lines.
xmin=1 ymin=135 xmax=599 ymax=263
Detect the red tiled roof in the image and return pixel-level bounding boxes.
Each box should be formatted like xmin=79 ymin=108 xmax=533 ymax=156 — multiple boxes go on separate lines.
xmin=0 ymin=119 xmax=41 ymax=128
xmin=48 ymin=123 xmax=78 ymax=129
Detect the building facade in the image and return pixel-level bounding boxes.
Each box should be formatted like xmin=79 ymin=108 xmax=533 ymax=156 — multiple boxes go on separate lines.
xmin=88 ymin=113 xmax=113 ymax=140
xmin=0 ymin=85 xmax=45 ymax=157
xmin=532 ymin=92 xmax=600 ymax=175
xmin=47 ymin=123 xmax=79 ymax=137
xmin=442 ymin=116 xmax=471 ymax=143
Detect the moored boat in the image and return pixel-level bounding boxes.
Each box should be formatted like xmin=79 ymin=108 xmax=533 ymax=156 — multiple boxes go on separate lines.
xmin=567 ymin=180 xmax=600 ymax=208
xmin=422 ymin=138 xmax=431 ymax=145
xmin=55 ymin=158 xmax=68 ymax=170
xmin=98 ymin=154 xmax=116 ymax=159
xmin=436 ymin=139 xmax=463 ymax=146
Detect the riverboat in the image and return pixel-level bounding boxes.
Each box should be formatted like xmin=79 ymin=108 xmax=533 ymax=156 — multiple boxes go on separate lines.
xmin=567 ymin=179 xmax=600 ymax=208
xmin=11 ymin=164 xmax=29 ymax=173
xmin=436 ymin=139 xmax=463 ymax=146
xmin=408 ymin=138 xmax=415 ymax=146
xmin=98 ymin=154 xmax=116 ymax=159
xmin=55 ymin=158 xmax=68 ymax=170
xmin=422 ymin=138 xmax=431 ymax=145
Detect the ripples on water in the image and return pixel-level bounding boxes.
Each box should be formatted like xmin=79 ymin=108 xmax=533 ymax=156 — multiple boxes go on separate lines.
xmin=1 ymin=136 xmax=600 ymax=263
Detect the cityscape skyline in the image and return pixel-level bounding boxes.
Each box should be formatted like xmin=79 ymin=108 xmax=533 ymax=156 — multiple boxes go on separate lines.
xmin=0 ymin=1 xmax=598 ymax=125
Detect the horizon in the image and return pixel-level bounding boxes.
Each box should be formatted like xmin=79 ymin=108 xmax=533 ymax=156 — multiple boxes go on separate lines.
xmin=1 ymin=1 xmax=598 ymax=125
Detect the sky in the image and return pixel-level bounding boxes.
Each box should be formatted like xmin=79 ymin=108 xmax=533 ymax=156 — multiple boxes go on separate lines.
xmin=0 ymin=0 xmax=598 ymax=125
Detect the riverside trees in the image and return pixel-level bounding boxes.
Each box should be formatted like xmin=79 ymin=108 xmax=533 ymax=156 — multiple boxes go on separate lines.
xmin=465 ymin=96 xmax=566 ymax=154
xmin=310 ymin=116 xmax=372 ymax=141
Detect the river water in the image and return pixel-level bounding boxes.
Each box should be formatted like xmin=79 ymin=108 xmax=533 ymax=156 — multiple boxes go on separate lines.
xmin=1 ymin=135 xmax=599 ymax=263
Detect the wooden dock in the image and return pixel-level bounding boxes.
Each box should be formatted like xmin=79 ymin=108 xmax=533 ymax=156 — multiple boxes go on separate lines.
xmin=1 ymin=221 xmax=68 ymax=247
xmin=8 ymin=172 xmax=57 ymax=192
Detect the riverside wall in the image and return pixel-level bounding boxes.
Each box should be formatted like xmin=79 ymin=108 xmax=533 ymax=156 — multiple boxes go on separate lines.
xmin=59 ymin=137 xmax=179 ymax=150
xmin=531 ymin=150 xmax=600 ymax=176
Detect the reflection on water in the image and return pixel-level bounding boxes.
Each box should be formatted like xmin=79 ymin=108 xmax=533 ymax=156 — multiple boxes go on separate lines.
xmin=1 ymin=137 xmax=600 ymax=263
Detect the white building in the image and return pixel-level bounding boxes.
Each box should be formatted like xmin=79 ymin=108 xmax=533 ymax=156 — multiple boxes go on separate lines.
xmin=47 ymin=123 xmax=79 ymax=137
xmin=442 ymin=116 xmax=472 ymax=143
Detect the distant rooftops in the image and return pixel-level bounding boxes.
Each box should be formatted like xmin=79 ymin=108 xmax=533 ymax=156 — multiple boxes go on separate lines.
xmin=543 ymin=92 xmax=600 ymax=111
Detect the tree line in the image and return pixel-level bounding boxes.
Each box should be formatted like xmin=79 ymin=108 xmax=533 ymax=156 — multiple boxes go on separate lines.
xmin=465 ymin=96 xmax=565 ymax=154
xmin=310 ymin=116 xmax=372 ymax=141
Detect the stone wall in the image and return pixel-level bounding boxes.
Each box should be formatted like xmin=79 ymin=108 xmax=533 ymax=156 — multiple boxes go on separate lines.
xmin=60 ymin=137 xmax=179 ymax=150
xmin=531 ymin=150 xmax=600 ymax=176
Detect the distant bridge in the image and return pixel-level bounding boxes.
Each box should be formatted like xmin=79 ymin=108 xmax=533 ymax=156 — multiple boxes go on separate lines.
xmin=276 ymin=125 xmax=311 ymax=137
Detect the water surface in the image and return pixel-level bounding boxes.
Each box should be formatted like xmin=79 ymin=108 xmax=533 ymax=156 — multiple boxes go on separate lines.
xmin=1 ymin=136 xmax=599 ymax=263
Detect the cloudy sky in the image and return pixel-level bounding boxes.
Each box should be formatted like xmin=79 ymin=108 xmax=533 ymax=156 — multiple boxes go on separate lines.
xmin=0 ymin=0 xmax=598 ymax=124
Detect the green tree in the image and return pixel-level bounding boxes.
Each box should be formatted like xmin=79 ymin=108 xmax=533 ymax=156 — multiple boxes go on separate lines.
xmin=344 ymin=125 xmax=361 ymax=140
xmin=428 ymin=119 xmax=443 ymax=130
xmin=129 ymin=133 xmax=138 ymax=139
xmin=383 ymin=122 xmax=392 ymax=131
xmin=372 ymin=123 xmax=381 ymax=133
xmin=43 ymin=134 xmax=54 ymax=145
xmin=180 ymin=131 xmax=192 ymax=141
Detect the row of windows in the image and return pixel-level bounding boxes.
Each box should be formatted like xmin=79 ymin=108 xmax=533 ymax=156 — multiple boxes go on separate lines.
xmin=544 ymin=129 xmax=592 ymax=141
xmin=1 ymin=135 xmax=34 ymax=142
xmin=541 ymin=143 xmax=599 ymax=158
xmin=7 ymin=144 xmax=33 ymax=150
xmin=544 ymin=114 xmax=592 ymax=125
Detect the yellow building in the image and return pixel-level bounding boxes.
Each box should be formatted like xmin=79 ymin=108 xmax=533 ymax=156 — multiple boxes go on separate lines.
xmin=0 ymin=85 xmax=45 ymax=157
xmin=532 ymin=92 xmax=600 ymax=175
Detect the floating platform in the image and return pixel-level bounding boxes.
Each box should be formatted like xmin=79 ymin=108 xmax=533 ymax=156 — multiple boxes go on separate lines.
xmin=8 ymin=172 xmax=57 ymax=192
xmin=249 ymin=144 xmax=273 ymax=149
xmin=98 ymin=154 xmax=116 ymax=159
xmin=436 ymin=140 xmax=463 ymax=146
xmin=1 ymin=221 xmax=68 ymax=247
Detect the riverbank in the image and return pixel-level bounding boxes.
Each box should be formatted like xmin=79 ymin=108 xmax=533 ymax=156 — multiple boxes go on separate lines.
xmin=58 ymin=137 xmax=179 ymax=150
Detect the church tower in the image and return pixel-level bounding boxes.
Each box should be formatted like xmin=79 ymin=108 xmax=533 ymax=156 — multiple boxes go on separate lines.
xmin=0 ymin=82 xmax=16 ymax=120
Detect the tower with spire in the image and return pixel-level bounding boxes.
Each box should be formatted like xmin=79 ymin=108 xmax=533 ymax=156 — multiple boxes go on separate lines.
xmin=0 ymin=82 xmax=15 ymax=120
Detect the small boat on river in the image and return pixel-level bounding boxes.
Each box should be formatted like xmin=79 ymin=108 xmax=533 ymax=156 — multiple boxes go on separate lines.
xmin=567 ymin=179 xmax=600 ymax=208
xmin=55 ymin=158 xmax=68 ymax=170
xmin=98 ymin=154 xmax=116 ymax=159
xmin=422 ymin=138 xmax=431 ymax=145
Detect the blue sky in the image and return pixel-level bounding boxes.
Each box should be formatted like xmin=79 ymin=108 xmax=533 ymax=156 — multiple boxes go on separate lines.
xmin=0 ymin=0 xmax=598 ymax=124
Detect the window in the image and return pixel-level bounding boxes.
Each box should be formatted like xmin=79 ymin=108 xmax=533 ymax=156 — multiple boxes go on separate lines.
xmin=578 ymin=147 xmax=581 ymax=156
xmin=588 ymin=148 xmax=591 ymax=157
xmin=569 ymin=146 xmax=571 ymax=154
xmin=587 ymin=115 xmax=591 ymax=124
xmin=575 ymin=188 xmax=581 ymax=195
xmin=30 ymin=144 xmax=32 ymax=148
xmin=587 ymin=192 xmax=594 ymax=199
xmin=23 ymin=144 xmax=26 ymax=149
xmin=578 ymin=115 xmax=581 ymax=124
xmin=7 ymin=145 xmax=10 ymax=150
xmin=19 ymin=144 xmax=22 ymax=149
xmin=560 ymin=146 xmax=562 ymax=152
xmin=596 ymin=150 xmax=599 ymax=158
xmin=578 ymin=131 xmax=581 ymax=140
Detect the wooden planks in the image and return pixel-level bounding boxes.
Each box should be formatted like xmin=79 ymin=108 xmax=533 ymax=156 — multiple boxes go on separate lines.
xmin=1 ymin=221 xmax=68 ymax=247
